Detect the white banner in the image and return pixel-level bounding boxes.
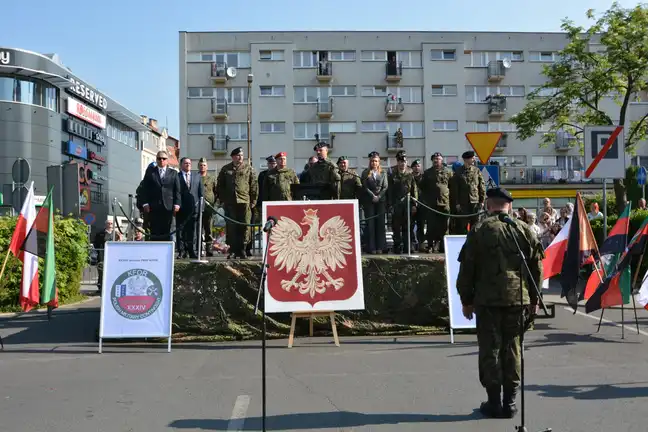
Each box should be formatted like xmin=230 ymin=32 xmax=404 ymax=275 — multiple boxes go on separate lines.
xmin=99 ymin=241 xmax=174 ymax=345
xmin=444 ymin=235 xmax=476 ymax=342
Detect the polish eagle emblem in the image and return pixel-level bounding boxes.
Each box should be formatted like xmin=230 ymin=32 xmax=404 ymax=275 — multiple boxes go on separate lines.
xmin=269 ymin=209 xmax=353 ymax=299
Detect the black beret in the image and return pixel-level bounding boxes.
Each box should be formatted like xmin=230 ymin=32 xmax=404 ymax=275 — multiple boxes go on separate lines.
xmin=396 ymin=150 xmax=407 ymax=158
xmin=337 ymin=156 xmax=348 ymax=163
xmin=314 ymin=141 xmax=329 ymax=151
xmin=462 ymin=150 xmax=475 ymax=159
xmin=198 ymin=157 xmax=207 ymax=164
xmin=431 ymin=152 xmax=442 ymax=160
xmin=231 ymin=147 xmax=243 ymax=156
xmin=266 ymin=155 xmax=276 ymax=162
xmin=411 ymin=159 xmax=421 ymax=167
xmin=486 ymin=187 xmax=514 ymax=203
xmin=396 ymin=155 xmax=407 ymax=162
xmin=368 ymin=151 xmax=380 ymax=158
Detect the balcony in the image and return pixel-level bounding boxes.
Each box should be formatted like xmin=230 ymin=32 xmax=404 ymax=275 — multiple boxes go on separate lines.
xmin=316 ymin=97 xmax=334 ymax=119
xmin=385 ymin=133 xmax=404 ymax=153
xmin=209 ymin=135 xmax=230 ymax=155
xmin=211 ymin=98 xmax=228 ymax=120
xmin=555 ymin=131 xmax=577 ymax=151
xmin=493 ymin=133 xmax=508 ymax=152
xmin=486 ymin=95 xmax=507 ymax=117
xmin=316 ymin=61 xmax=333 ymax=83
xmin=385 ymin=61 xmax=403 ymax=82
xmin=211 ymin=62 xmax=229 ymax=84
xmin=499 ymin=167 xmax=603 ymax=185
xmin=487 ymin=60 xmax=506 ymax=82
xmin=385 ymin=97 xmax=404 ymax=118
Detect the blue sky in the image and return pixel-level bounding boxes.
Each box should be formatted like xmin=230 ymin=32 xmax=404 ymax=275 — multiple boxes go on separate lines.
xmin=2 ymin=0 xmax=640 ymax=138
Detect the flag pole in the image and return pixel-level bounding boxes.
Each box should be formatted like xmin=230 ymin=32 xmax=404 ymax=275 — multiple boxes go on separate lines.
xmin=0 ymin=248 xmax=12 ymax=282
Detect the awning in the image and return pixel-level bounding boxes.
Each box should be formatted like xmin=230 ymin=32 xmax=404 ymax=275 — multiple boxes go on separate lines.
xmin=107 ymin=110 xmax=149 ymax=132
xmin=0 ymin=64 xmax=73 ymax=88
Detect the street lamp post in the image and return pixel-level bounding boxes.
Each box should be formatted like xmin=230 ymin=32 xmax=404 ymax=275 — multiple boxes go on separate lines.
xmin=247 ymin=73 xmax=253 ymax=163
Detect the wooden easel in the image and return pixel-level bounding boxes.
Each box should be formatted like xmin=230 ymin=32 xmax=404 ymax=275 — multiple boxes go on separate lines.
xmin=288 ymin=311 xmax=340 ymax=348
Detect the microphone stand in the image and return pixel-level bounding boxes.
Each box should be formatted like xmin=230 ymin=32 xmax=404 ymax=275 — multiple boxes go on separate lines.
xmin=254 ymin=222 xmax=273 ymax=432
xmin=506 ymin=223 xmax=552 ymax=432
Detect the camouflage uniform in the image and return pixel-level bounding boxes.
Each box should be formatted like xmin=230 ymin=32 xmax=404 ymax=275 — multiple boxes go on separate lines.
xmin=411 ymin=166 xmax=425 ymax=251
xmin=200 ymin=172 xmax=218 ymax=256
xmin=303 ymin=157 xmax=340 ymax=200
xmin=338 ymin=169 xmax=362 ymax=200
xmin=216 ymin=160 xmax=258 ymax=258
xmin=456 ymin=196 xmax=543 ymax=418
xmin=451 ymin=164 xmax=485 ymax=234
xmin=388 ymin=168 xmax=418 ymax=253
xmin=420 ymin=164 xmax=452 ymax=252
xmin=263 ymin=167 xmax=300 ymax=201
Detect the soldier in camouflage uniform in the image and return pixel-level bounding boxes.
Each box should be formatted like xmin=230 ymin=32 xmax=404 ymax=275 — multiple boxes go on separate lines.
xmin=388 ymin=152 xmax=418 ymax=254
xmin=456 ymin=187 xmax=543 ymax=419
xmin=409 ymin=159 xmax=425 ymax=251
xmin=198 ymin=158 xmax=218 ymax=257
xmin=302 ymin=142 xmax=340 ymax=199
xmin=216 ymin=147 xmax=258 ymax=259
xmin=248 ymin=155 xmax=277 ymax=255
xmin=263 ymin=152 xmax=299 ymax=201
xmin=390 ymin=149 xmax=410 ymax=174
xmin=451 ymin=151 xmax=485 ymax=234
xmin=420 ymin=152 xmax=452 ymax=253
xmin=337 ymin=156 xmax=362 ymax=200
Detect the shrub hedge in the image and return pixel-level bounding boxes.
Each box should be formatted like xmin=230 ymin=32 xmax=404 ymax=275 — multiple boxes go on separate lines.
xmin=0 ymin=215 xmax=89 ymax=312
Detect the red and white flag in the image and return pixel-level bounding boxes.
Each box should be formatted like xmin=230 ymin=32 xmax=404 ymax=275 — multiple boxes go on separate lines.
xmin=542 ymin=216 xmax=572 ymax=282
xmin=636 ymin=270 xmax=648 ymax=311
xmin=8 ymin=182 xmax=40 ymax=311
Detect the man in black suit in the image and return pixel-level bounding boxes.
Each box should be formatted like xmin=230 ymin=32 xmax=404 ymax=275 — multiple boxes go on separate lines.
xmin=139 ymin=150 xmax=181 ymax=241
xmin=177 ymin=157 xmax=204 ymax=258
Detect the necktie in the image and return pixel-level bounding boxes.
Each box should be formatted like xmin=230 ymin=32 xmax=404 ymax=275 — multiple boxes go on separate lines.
xmin=159 ymin=168 xmax=164 ymax=179
xmin=185 ymin=173 xmax=190 ymax=186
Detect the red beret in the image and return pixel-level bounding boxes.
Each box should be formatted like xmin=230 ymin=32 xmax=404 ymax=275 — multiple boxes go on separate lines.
xmin=275 ymin=152 xmax=287 ymax=158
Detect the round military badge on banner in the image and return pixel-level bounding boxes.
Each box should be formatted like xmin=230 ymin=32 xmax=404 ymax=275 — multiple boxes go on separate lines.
xmin=110 ymin=269 xmax=163 ymax=320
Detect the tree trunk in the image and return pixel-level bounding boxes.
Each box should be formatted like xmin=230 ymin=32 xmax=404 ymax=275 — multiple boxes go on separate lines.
xmin=613 ymin=178 xmax=627 ymax=214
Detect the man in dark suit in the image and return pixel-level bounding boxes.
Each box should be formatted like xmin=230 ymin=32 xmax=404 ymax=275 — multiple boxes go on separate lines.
xmin=177 ymin=157 xmax=204 ymax=258
xmin=139 ymin=150 xmax=181 ymax=241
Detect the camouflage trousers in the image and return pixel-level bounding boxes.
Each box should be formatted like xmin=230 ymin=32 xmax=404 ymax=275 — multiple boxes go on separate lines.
xmin=476 ymin=306 xmax=523 ymax=392
xmin=425 ymin=205 xmax=449 ymax=248
xmin=455 ymin=203 xmax=481 ymax=234
xmin=224 ymin=204 xmax=252 ymax=256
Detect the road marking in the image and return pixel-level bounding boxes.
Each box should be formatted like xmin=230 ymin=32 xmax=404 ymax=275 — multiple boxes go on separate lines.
xmin=227 ymin=395 xmax=250 ymax=431
xmin=565 ymin=307 xmax=648 ymax=337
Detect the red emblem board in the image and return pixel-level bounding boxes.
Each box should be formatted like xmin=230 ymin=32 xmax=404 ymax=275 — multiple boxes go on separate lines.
xmin=262 ymin=199 xmax=365 ymax=313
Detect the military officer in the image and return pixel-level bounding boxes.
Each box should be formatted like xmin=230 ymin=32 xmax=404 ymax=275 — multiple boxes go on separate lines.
xmin=303 ymin=142 xmax=340 ymax=199
xmin=216 ymin=147 xmax=258 ymax=259
xmin=198 ymin=157 xmax=218 ymax=257
xmin=451 ymin=151 xmax=485 ymax=234
xmin=388 ymin=152 xmax=418 ymax=254
xmin=456 ymin=187 xmax=543 ymax=419
xmin=249 ymin=155 xmax=277 ymax=255
xmin=263 ymin=152 xmax=299 ymax=201
xmin=337 ymin=156 xmax=362 ymax=200
xmin=420 ymin=152 xmax=452 ymax=253
xmin=410 ymin=159 xmax=425 ymax=251
xmin=390 ymin=150 xmax=410 ymax=174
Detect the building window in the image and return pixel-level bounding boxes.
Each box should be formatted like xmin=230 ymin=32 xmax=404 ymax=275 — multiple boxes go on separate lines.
xmin=465 ymin=85 xmax=525 ymax=102
xmin=260 ymin=122 xmax=286 ymax=133
xmin=187 ymin=87 xmax=248 ymax=103
xmin=260 ymin=86 xmax=285 ymax=97
xmin=397 ymin=51 xmax=422 ymax=68
xmin=361 ymin=86 xmax=422 ymax=103
xmin=187 ymin=123 xmax=248 ymax=140
xmin=293 ymin=51 xmax=317 ymax=68
xmin=259 ymin=50 xmax=285 ymax=61
xmin=360 ymin=51 xmax=388 ymax=61
xmin=469 ymin=51 xmax=523 ymax=67
xmin=294 ymin=122 xmax=357 ymax=139
xmin=431 ymin=85 xmax=457 ymax=96
xmin=328 ymin=51 xmax=356 ymax=61
xmin=466 ymin=121 xmax=517 ymax=132
xmin=531 ymin=156 xmax=558 ymax=167
xmin=529 ymin=51 xmax=560 ymax=62
xmin=186 ymin=51 xmax=252 ymax=68
xmin=528 ymin=86 xmax=558 ymax=97
xmin=294 ymin=86 xmax=355 ymax=103
xmin=0 ymin=76 xmax=59 ymax=112
xmin=432 ymin=120 xmax=458 ymax=131
xmin=107 ymin=117 xmax=138 ymax=149
xmin=430 ymin=49 xmax=456 ymax=61
xmin=360 ymin=122 xmax=424 ymax=137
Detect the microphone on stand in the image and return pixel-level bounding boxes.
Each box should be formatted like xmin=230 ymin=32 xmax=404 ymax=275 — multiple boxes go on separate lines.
xmin=498 ymin=213 xmax=516 ymax=226
xmin=263 ymin=216 xmax=278 ymax=233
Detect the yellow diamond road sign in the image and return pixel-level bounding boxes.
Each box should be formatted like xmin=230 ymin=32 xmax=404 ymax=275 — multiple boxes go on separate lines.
xmin=465 ymin=132 xmax=503 ymax=164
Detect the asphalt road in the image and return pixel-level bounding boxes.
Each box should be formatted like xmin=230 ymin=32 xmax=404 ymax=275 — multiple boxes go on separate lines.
xmin=1 ymin=296 xmax=647 ymax=432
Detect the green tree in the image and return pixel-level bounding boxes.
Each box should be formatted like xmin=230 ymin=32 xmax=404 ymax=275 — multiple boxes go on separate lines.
xmin=510 ymin=2 xmax=648 ymax=213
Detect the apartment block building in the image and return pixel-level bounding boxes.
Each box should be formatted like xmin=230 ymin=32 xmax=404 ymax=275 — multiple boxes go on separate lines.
xmin=179 ymin=31 xmax=648 ymax=209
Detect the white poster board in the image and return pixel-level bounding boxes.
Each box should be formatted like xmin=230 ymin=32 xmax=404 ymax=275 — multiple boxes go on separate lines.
xmin=98 ymin=241 xmax=175 ymax=353
xmin=444 ymin=235 xmax=476 ymax=343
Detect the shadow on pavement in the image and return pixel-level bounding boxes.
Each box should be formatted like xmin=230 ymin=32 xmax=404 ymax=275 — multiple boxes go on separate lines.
xmin=0 ymin=309 xmax=99 ymax=346
xmin=526 ymin=382 xmax=648 ymax=400
xmin=169 ymin=409 xmax=484 ymax=430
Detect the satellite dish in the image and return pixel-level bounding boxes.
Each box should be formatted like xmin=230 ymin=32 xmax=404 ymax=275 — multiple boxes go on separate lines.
xmin=502 ymin=58 xmax=512 ymax=69
xmin=226 ymin=67 xmax=237 ymax=78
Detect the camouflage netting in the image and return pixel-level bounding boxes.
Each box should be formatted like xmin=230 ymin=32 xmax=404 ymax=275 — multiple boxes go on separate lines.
xmin=172 ymin=256 xmax=450 ymax=341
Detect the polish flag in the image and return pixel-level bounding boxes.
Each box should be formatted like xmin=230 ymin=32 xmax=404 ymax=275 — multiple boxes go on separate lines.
xmin=541 ymin=215 xmax=572 ymax=282
xmin=635 ymin=269 xmax=648 ymax=311
xmin=8 ymin=182 xmax=40 ymax=311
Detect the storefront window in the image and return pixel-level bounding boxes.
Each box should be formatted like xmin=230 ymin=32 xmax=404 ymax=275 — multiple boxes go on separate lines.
xmin=0 ymin=75 xmax=59 ymax=112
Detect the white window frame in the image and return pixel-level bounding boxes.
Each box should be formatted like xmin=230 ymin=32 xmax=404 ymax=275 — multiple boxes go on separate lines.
xmin=360 ymin=122 xmax=425 ymax=138
xmin=293 ymin=51 xmax=317 ymax=68
xmin=260 ymin=86 xmax=285 ymax=97
xmin=187 ymin=87 xmax=248 ymax=104
xmin=361 ymin=86 xmax=388 ymax=97
xmin=260 ymin=122 xmax=286 ymax=134
xmin=397 ymin=51 xmax=422 ymax=68
xmin=431 ymin=85 xmax=457 ymax=96
xmin=430 ymin=49 xmax=456 ymax=61
xmin=328 ymin=51 xmax=356 ymax=61
xmin=529 ymin=86 xmax=558 ymax=97
xmin=465 ymin=85 xmax=525 ymax=102
xmin=529 ymin=51 xmax=560 ymax=62
xmin=432 ymin=120 xmax=459 ymax=131
xmin=294 ymin=122 xmax=357 ymax=139
xmin=360 ymin=51 xmax=388 ymax=61
xmin=531 ymin=156 xmax=558 ymax=167
xmin=259 ymin=50 xmax=284 ymax=61
xmin=469 ymin=51 xmax=523 ymax=67
xmin=186 ymin=52 xmax=251 ymax=68
xmin=187 ymin=123 xmax=247 ymax=140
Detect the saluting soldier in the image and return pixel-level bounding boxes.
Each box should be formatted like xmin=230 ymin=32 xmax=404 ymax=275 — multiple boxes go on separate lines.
xmin=216 ymin=147 xmax=258 ymax=259
xmin=263 ymin=152 xmax=299 ymax=201
xmin=420 ymin=152 xmax=452 ymax=253
xmin=303 ymin=142 xmax=340 ymax=199
xmin=337 ymin=156 xmax=362 ymax=200
xmin=410 ymin=159 xmax=425 ymax=251
xmin=388 ymin=152 xmax=418 ymax=254
xmin=451 ymin=151 xmax=485 ymax=234
xmin=456 ymin=187 xmax=543 ymax=419
xmin=198 ymin=157 xmax=218 ymax=257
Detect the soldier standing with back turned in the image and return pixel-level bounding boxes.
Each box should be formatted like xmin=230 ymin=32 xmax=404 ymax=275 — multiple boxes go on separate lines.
xmin=451 ymin=150 xmax=485 ymax=234
xmin=456 ymin=187 xmax=543 ymax=419
xmin=198 ymin=158 xmax=218 ymax=257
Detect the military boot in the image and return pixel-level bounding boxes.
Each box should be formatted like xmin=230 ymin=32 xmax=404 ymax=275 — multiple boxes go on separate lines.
xmin=502 ymin=387 xmax=519 ymax=418
xmin=480 ymin=387 xmax=503 ymax=418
